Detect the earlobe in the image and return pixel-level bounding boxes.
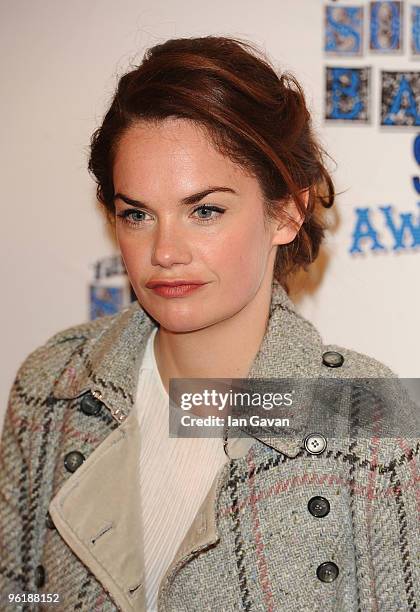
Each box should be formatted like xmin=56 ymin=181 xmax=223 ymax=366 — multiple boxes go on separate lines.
xmin=272 ymin=188 xmax=309 ymax=246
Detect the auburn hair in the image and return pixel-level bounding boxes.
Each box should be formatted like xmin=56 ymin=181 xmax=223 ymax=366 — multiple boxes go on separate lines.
xmin=88 ymin=35 xmax=335 ymax=289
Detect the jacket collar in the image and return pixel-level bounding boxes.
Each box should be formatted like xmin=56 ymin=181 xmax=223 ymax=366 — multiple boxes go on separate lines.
xmin=53 ymin=302 xmax=156 ymax=420
xmin=53 ymin=279 xmax=324 ymax=458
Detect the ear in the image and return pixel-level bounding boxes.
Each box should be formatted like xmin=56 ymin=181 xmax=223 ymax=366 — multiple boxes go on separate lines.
xmin=270 ymin=188 xmax=309 ymax=246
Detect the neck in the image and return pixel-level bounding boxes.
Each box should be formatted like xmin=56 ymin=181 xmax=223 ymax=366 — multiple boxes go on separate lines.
xmin=153 ymin=274 xmax=275 ymax=395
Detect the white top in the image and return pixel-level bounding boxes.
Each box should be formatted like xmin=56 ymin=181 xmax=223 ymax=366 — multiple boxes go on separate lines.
xmin=135 ymin=326 xmax=227 ymax=611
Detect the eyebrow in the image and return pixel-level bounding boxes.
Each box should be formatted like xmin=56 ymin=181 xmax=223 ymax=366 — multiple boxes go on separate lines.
xmin=113 ymin=186 xmax=238 ymax=209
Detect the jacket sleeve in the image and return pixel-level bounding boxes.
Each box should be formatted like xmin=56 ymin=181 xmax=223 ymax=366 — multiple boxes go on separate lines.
xmin=0 ymin=355 xmax=35 ymax=602
xmin=0 ymin=318 xmax=112 ymax=603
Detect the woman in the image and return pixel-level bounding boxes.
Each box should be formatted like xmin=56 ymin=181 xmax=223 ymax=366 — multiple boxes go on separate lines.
xmin=0 ymin=36 xmax=418 ymax=612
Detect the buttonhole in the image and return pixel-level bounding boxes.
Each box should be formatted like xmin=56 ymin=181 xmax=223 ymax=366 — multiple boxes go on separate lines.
xmin=91 ymin=522 xmax=114 ymax=545
xmin=128 ymin=582 xmax=143 ymax=598
xmin=197 ymin=516 xmax=207 ymax=535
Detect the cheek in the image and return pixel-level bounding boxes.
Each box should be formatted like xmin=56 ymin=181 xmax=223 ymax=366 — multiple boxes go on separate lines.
xmin=207 ymin=219 xmax=269 ymax=274
xmin=117 ymin=234 xmax=145 ymax=274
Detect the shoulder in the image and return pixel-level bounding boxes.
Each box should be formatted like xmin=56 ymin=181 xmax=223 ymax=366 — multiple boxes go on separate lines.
xmin=320 ymin=342 xmax=397 ymax=378
xmin=320 ymin=343 xmax=419 ymax=453
xmin=11 ymin=307 xmax=133 ymax=392
xmin=25 ymin=312 xmax=116 ymax=361
xmin=4 ymin=306 xmax=141 ymax=437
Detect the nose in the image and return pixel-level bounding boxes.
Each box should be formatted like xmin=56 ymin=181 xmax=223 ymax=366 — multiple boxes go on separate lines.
xmin=150 ymin=219 xmax=192 ymax=268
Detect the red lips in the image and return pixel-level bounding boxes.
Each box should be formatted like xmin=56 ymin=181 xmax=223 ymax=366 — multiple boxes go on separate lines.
xmin=146 ymin=279 xmax=206 ymax=288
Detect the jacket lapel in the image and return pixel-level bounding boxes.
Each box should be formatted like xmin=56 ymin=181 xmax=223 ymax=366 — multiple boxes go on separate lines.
xmin=51 ymin=306 xmax=156 ymax=610
xmin=49 ymin=410 xmax=146 ymax=610
xmin=50 ymin=280 xmax=324 ymax=611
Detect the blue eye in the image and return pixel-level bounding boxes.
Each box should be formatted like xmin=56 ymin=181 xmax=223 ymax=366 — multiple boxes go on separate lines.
xmin=192 ymin=205 xmax=225 ymax=222
xmin=116 ymin=209 xmax=150 ymax=225
xmin=116 ymin=204 xmax=225 ymax=227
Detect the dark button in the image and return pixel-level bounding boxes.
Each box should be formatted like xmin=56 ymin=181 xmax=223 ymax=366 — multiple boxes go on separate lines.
xmin=322 ymin=351 xmax=344 ymax=368
xmin=308 ymin=496 xmax=330 ymax=518
xmin=45 ymin=512 xmax=56 ymax=530
xmin=64 ymin=450 xmax=85 ymax=473
xmin=80 ymin=392 xmax=103 ymax=416
xmin=34 ymin=564 xmax=46 ymax=588
xmin=317 ymin=561 xmax=339 ymax=583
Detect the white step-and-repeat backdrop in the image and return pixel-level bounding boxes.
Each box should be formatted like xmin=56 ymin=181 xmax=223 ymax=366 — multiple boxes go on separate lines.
xmin=1 ymin=0 xmax=419 ymax=431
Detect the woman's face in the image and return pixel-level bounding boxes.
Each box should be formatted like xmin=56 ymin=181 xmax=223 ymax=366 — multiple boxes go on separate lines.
xmin=113 ymin=118 xmax=297 ymax=332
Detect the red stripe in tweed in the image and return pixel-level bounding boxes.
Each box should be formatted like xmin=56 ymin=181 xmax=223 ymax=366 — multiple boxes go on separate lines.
xmin=218 ymin=457 xmax=419 ymax=520
xmin=7 ymin=401 xmax=102 ymax=446
xmin=95 ymin=590 xmax=107 ymax=610
xmin=221 ymin=472 xmax=420 ymax=521
xmin=247 ymin=446 xmax=275 ymax=612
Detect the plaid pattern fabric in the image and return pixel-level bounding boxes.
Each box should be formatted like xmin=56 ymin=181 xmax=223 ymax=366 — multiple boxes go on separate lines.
xmin=0 ymin=317 xmax=122 ymax=611
xmin=0 ymin=281 xmax=418 ymax=611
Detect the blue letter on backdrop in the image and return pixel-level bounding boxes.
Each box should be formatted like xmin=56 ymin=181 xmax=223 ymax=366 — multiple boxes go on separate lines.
xmin=325 ymin=6 xmax=363 ymax=55
xmin=350 ymin=208 xmax=386 ymax=253
xmin=380 ymin=204 xmax=420 ymax=249
xmin=413 ymin=135 xmax=420 ymax=194
xmin=326 ymin=68 xmax=370 ymax=121
xmin=411 ymin=6 xmax=420 ymax=56
xmin=382 ymin=74 xmax=420 ymax=126
xmin=370 ymin=1 xmax=402 ymax=51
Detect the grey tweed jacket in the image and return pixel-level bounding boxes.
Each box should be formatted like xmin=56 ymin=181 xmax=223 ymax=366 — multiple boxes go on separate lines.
xmin=0 ymin=281 xmax=419 ymax=612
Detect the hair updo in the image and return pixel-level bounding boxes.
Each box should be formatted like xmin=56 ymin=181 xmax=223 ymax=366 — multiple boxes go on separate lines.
xmin=88 ymin=35 xmax=335 ymax=289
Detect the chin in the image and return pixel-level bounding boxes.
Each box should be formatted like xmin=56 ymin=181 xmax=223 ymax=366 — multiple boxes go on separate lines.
xmin=156 ymin=316 xmax=210 ymax=334
xmin=153 ymin=302 xmax=230 ymax=333
xmin=140 ymin=300 xmax=198 ymax=330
